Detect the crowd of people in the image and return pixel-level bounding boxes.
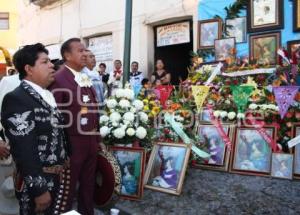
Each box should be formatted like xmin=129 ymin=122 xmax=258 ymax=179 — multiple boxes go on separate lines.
xmin=0 ymin=37 xmax=173 ymax=215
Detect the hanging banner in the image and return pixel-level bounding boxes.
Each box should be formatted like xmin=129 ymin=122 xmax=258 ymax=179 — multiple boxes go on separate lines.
xmin=231 ymin=85 xmax=253 ymax=113
xmin=207 ymin=106 xmax=232 ymax=150
xmin=164 ymin=113 xmax=210 ymax=158
xmin=156 ymin=85 xmax=173 ymax=109
xmin=191 ymin=86 xmax=210 ymax=112
xmin=273 ymin=86 xmax=300 ymax=119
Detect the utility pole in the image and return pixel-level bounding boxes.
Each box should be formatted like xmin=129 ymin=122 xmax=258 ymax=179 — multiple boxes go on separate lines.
xmin=122 ymin=0 xmax=133 ymax=87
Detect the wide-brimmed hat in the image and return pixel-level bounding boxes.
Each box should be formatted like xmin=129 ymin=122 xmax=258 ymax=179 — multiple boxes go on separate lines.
xmin=94 ymin=150 xmax=121 ymax=207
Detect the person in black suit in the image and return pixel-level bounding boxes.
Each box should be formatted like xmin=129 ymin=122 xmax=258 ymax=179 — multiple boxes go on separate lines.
xmin=1 ymin=43 xmax=70 ymax=215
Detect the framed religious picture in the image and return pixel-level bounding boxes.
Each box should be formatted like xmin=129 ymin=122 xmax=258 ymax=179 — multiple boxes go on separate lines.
xmin=225 ymin=17 xmax=247 ymax=43
xmin=215 ymin=38 xmax=236 ymax=62
xmin=293 ymin=124 xmax=300 ymax=178
xmin=271 ymin=153 xmax=294 ymax=180
xmin=198 ymin=19 xmax=222 ymax=49
xmin=294 ymin=0 xmax=300 ymax=32
xmin=247 ymin=0 xmax=284 ymax=32
xmin=230 ymin=126 xmax=276 ymax=176
xmin=110 ymin=147 xmax=146 ymax=200
xmin=198 ymin=108 xmax=211 ymax=123
xmin=250 ymin=32 xmax=281 ymax=65
xmin=144 ymin=142 xmax=191 ymax=195
xmin=193 ymin=124 xmax=233 ymax=171
xmin=287 ymin=40 xmax=300 ymax=60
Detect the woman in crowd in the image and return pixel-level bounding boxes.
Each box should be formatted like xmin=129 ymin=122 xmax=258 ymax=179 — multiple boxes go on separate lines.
xmin=151 ymin=59 xmax=171 ymax=86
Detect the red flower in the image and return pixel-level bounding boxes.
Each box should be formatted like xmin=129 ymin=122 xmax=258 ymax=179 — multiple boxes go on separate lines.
xmin=164 ymin=128 xmax=170 ymax=135
xmin=233 ymin=80 xmax=239 ymax=85
xmin=191 ymin=160 xmax=197 ymax=166
xmin=286 ymin=112 xmax=293 ymax=118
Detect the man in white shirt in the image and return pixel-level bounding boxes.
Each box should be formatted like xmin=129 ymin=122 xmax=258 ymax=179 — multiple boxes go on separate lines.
xmin=83 ymin=50 xmax=105 ymax=107
xmin=108 ymin=59 xmax=123 ymax=96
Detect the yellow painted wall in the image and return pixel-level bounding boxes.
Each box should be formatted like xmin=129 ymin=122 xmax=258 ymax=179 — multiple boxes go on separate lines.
xmin=0 ymin=0 xmax=18 ymax=63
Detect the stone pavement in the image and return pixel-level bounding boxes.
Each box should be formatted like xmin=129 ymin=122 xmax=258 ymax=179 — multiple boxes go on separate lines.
xmin=111 ymin=169 xmax=300 ymax=215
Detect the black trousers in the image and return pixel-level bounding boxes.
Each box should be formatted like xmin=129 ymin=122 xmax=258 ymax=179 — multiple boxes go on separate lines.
xmin=16 ymin=170 xmax=70 ymax=215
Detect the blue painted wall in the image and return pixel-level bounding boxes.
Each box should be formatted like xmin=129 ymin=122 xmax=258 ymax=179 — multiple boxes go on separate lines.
xmin=198 ymin=0 xmax=300 ymax=58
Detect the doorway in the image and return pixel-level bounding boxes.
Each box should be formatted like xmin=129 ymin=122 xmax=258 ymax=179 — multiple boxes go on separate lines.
xmin=154 ymin=20 xmax=193 ymax=86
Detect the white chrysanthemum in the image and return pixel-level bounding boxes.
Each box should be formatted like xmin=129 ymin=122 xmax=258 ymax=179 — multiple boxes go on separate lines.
xmin=100 ymin=126 xmax=110 ymax=137
xmin=113 ymin=128 xmax=125 ymax=139
xmin=123 ymin=112 xmax=135 ymax=122
xmin=99 ymin=115 xmax=109 ymax=124
xmin=227 ymin=112 xmax=236 ymax=120
xmin=106 ymin=99 xmax=118 ymax=109
xmin=126 ymin=128 xmax=135 ymax=136
xmin=268 ymin=104 xmax=277 ymax=110
xmin=139 ymin=112 xmax=148 ymax=123
xmin=110 ymin=112 xmax=121 ymax=122
xmin=249 ymin=103 xmax=258 ymax=110
xmin=136 ymin=126 xmax=147 ymax=139
xmin=261 ymin=105 xmax=268 ymax=110
xmin=115 ymin=89 xmax=125 ymax=98
xmin=124 ymin=89 xmax=135 ymax=100
xmin=112 ymin=122 xmax=119 ymax=127
xmin=133 ymin=100 xmax=144 ymax=111
xmin=225 ymin=99 xmax=231 ymax=105
xmin=119 ymin=99 xmax=131 ymax=109
xmin=220 ymin=111 xmax=228 ymax=118
xmin=274 ymin=106 xmax=279 ymax=111
xmin=130 ymin=107 xmax=137 ymax=113
xmin=213 ymin=110 xmax=221 ymax=118
xmin=237 ymin=113 xmax=245 ymax=119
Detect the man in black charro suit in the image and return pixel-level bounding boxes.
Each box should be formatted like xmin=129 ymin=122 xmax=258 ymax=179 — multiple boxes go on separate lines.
xmin=1 ymin=43 xmax=70 ymax=215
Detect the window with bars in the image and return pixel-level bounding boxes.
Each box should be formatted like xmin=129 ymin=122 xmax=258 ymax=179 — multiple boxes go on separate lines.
xmin=0 ymin=13 xmax=9 ymax=30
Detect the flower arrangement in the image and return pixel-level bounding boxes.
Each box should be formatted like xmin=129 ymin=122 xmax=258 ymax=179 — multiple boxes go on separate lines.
xmin=99 ymin=87 xmax=153 ymax=149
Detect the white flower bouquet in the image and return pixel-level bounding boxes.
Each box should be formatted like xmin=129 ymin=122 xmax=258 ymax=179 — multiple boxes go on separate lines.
xmin=99 ymin=88 xmax=152 ymax=147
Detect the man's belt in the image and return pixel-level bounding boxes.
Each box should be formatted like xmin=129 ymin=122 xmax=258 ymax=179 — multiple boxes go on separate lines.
xmin=42 ymin=165 xmax=64 ymax=175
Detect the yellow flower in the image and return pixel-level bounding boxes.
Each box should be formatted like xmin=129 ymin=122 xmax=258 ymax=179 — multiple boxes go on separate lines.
xmin=149 ymin=101 xmax=155 ymax=106
xmin=153 ymin=106 xmax=160 ymax=113
xmin=143 ymin=99 xmax=149 ymax=104
xmin=143 ymin=106 xmax=149 ymax=111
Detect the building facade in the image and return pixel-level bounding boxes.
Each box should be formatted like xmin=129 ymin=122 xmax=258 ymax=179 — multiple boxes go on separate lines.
xmin=0 ymin=0 xmax=18 ymax=76
xmin=18 ymin=0 xmax=199 ymax=82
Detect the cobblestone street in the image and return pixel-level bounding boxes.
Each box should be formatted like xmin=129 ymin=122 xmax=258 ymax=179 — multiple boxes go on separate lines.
xmin=112 ymin=169 xmax=300 ymax=215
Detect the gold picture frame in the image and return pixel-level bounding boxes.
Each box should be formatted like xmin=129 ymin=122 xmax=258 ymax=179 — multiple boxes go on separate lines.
xmin=143 ymin=142 xmax=191 ymax=195
xmin=192 ymin=123 xmax=234 ymax=172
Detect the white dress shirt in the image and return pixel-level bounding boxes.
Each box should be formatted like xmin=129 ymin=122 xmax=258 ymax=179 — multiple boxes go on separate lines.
xmin=24 ymin=80 xmax=57 ymax=108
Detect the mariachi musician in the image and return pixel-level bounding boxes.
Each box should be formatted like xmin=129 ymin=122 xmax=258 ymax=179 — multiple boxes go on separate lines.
xmin=1 ymin=43 xmax=70 ymax=215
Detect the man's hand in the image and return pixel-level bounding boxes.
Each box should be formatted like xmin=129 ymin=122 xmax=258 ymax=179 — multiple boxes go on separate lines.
xmin=34 ymin=191 xmax=52 ymax=213
xmin=0 ymin=140 xmax=10 ymax=159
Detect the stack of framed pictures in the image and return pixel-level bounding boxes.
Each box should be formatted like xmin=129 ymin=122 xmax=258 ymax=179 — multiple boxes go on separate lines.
xmin=197 ymin=0 xmax=297 ymax=65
